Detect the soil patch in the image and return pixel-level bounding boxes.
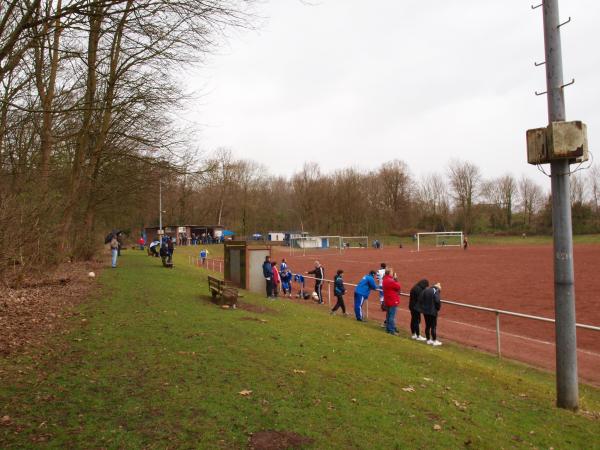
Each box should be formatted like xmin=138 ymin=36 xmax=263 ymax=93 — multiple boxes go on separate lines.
xmin=249 ymin=430 xmax=314 ymax=450
xmin=0 ymin=260 xmax=102 ymax=356
xmin=237 ymin=302 xmax=276 ymax=314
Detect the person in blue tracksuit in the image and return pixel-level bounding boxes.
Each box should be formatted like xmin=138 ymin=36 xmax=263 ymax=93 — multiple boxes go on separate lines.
xmin=354 ymin=270 xmax=380 ymax=321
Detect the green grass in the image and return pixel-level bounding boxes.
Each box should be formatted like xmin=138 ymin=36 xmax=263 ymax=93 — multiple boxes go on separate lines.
xmin=1 ymin=251 xmax=599 ymax=449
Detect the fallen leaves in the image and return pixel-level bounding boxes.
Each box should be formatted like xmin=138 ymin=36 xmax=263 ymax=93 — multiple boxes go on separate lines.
xmin=402 ymin=386 xmax=415 ymax=393
xmin=452 ymin=399 xmax=468 ymax=411
xmin=292 ymin=369 xmax=306 ymax=374
xmin=0 ymin=261 xmax=101 ymax=356
xmin=238 ymin=389 xmax=253 ymax=396
xmin=433 ymin=424 xmax=442 ymax=431
xmin=1 ymin=415 xmax=11 ymax=425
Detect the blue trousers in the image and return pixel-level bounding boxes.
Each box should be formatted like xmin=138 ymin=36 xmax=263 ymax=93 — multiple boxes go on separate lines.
xmin=111 ymin=248 xmax=118 ymax=267
xmin=386 ymin=306 xmax=397 ymax=333
xmin=354 ymin=292 xmax=367 ymax=320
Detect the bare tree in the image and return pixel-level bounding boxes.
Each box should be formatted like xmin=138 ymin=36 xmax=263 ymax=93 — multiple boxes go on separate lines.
xmin=518 ymin=175 xmax=544 ymax=227
xmin=447 ymin=159 xmax=481 ymax=233
xmin=588 ymin=165 xmax=600 ymax=223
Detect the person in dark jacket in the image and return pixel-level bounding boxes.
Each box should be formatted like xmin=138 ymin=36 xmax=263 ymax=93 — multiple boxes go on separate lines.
xmin=262 ymin=256 xmax=273 ymax=298
xmin=417 ymin=282 xmax=442 ymax=346
xmin=306 ymin=261 xmax=325 ymax=304
xmin=409 ymin=279 xmax=429 ymax=341
xmin=331 ymin=269 xmax=347 ymax=315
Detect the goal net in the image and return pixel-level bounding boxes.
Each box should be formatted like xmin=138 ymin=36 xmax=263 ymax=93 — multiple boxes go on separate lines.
xmin=416 ymin=232 xmax=463 ymax=251
xmin=341 ymin=236 xmax=369 ymax=249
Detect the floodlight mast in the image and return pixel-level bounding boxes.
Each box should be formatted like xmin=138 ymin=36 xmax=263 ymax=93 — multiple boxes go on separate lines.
xmin=541 ymin=0 xmax=578 ymax=410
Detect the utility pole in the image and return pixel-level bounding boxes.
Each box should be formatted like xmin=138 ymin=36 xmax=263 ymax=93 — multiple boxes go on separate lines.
xmin=159 ymin=179 xmax=163 ymax=231
xmin=541 ymin=0 xmax=578 ymax=410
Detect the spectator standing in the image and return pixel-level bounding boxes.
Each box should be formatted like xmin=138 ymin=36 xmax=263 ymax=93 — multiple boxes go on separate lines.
xmin=280 ymin=258 xmax=288 ymax=273
xmin=271 ymin=261 xmax=281 ymax=298
xmin=281 ymin=268 xmax=293 ymax=297
xmin=382 ymin=268 xmax=402 ymax=335
xmin=262 ymin=256 xmax=273 ymax=298
xmin=463 ymin=236 xmax=468 ymax=250
xmin=293 ymin=273 xmax=306 ymax=299
xmin=331 ymin=270 xmax=347 ymax=315
xmin=306 ymin=261 xmax=325 ymax=304
xmin=149 ymin=240 xmax=160 ymax=257
xmin=110 ymin=235 xmax=119 ymax=268
xmin=116 ymin=232 xmax=123 ymax=256
xmin=409 ymin=279 xmax=429 ymax=341
xmin=166 ymin=236 xmax=175 ymax=263
xmin=353 ymin=270 xmax=379 ymax=321
xmin=377 ymin=263 xmax=387 ymax=308
xmin=417 ymin=283 xmax=443 ymax=346
xmin=200 ymin=248 xmax=209 ymax=265
xmin=138 ymin=236 xmax=145 ymax=251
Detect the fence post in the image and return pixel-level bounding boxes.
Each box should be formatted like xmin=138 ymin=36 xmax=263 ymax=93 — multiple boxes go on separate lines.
xmin=219 ymin=261 xmax=222 ymax=273
xmin=496 ymin=311 xmax=501 ymax=358
xmin=328 ymin=282 xmax=331 ymax=306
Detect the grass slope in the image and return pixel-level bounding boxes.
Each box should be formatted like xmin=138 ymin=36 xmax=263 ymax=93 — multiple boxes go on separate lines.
xmin=1 ymin=251 xmax=599 ymax=449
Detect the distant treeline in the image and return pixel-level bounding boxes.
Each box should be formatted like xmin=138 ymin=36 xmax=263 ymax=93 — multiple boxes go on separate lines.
xmin=156 ymin=150 xmax=600 ymax=240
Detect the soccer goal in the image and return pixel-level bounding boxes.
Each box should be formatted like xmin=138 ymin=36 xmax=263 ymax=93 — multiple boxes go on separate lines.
xmin=289 ymin=235 xmax=343 ymax=255
xmin=416 ymin=231 xmax=463 ymax=252
xmin=341 ymin=236 xmax=369 ymax=249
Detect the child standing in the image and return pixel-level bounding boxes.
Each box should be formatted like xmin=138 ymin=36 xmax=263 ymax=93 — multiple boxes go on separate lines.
xmin=331 ymin=270 xmax=347 ymax=315
xmin=281 ymin=268 xmax=293 ymax=297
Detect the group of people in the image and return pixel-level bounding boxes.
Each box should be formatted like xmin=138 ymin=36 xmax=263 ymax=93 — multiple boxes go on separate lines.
xmin=262 ymin=256 xmax=443 ymax=346
xmin=262 ymin=256 xmax=294 ymax=299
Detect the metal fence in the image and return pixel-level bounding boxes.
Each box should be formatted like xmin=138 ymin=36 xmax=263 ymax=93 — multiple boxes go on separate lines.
xmin=188 ymin=258 xmax=600 ymax=359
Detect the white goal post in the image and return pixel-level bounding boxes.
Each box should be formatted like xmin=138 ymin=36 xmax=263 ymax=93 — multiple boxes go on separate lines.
xmin=340 ymin=236 xmax=369 ymax=249
xmin=417 ymin=231 xmax=463 ymax=252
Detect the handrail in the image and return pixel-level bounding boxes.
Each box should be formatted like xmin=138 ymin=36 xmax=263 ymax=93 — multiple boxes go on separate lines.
xmin=188 ymin=259 xmax=600 ymax=334
xmin=300 ymin=274 xmax=600 ymax=332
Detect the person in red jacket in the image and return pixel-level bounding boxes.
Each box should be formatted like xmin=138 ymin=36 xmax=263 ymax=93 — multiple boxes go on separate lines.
xmin=382 ymin=268 xmax=402 ymax=335
xmin=271 ymin=261 xmax=281 ymax=298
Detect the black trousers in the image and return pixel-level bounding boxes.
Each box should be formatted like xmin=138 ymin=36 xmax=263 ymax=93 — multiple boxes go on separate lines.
xmin=410 ymin=310 xmax=421 ymax=335
xmin=265 ymin=278 xmax=273 ymax=297
xmin=315 ymin=281 xmax=323 ymax=303
xmin=332 ymin=294 xmax=346 ymax=313
xmin=424 ymin=314 xmax=437 ymax=341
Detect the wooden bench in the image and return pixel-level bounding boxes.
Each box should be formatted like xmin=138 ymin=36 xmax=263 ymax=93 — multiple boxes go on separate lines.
xmin=207 ymin=275 xmax=238 ymax=307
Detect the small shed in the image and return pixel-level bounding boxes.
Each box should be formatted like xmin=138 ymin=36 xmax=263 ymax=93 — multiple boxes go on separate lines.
xmin=268 ymin=232 xmax=286 ymax=242
xmin=224 ymin=241 xmax=271 ymax=293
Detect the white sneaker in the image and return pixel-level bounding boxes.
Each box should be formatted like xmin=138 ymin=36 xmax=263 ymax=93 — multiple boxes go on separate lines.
xmin=411 ymin=334 xmax=417 ymax=340
xmin=432 ymin=340 xmax=442 ymax=346
xmin=416 ymin=336 xmax=427 ymax=341
xmin=426 ymin=340 xmax=434 ymax=345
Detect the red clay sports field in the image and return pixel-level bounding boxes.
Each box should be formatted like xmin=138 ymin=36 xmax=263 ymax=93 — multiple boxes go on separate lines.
xmin=271 ymin=243 xmax=600 ymax=386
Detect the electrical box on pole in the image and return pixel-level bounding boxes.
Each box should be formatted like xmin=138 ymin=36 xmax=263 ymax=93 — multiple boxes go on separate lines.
xmin=526 ymin=120 xmax=588 ymax=164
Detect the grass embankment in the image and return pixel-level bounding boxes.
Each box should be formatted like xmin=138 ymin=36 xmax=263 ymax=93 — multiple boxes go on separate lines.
xmin=1 ymin=251 xmax=599 ymax=448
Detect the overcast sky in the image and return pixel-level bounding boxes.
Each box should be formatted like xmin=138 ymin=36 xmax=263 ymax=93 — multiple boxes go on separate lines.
xmin=182 ymin=0 xmax=599 ymax=188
